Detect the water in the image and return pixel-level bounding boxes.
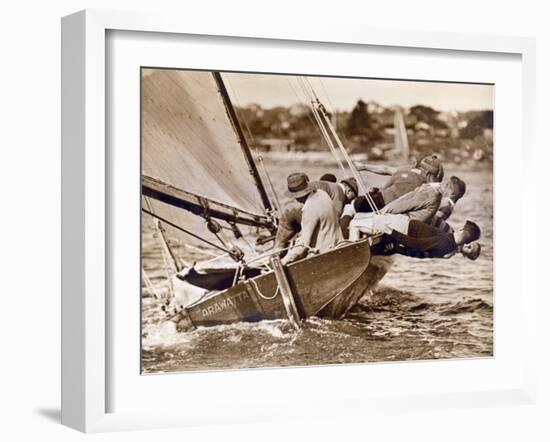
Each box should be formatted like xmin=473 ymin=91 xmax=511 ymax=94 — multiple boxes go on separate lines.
xmin=141 ymin=156 xmax=493 ymax=373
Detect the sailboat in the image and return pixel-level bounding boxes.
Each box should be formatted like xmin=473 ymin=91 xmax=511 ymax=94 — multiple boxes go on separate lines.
xmin=394 ymin=107 xmax=410 ymax=162
xmin=141 ymin=69 xmax=392 ymax=331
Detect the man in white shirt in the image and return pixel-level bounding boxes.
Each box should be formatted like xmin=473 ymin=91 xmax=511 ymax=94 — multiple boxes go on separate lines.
xmin=280 ymin=173 xmax=343 ymax=265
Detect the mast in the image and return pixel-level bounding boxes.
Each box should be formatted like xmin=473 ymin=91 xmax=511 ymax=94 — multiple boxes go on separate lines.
xmin=212 ymin=71 xmax=273 ymax=214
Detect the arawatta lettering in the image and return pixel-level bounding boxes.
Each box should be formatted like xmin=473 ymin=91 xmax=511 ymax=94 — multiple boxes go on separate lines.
xmin=201 ymin=291 xmax=250 ymax=318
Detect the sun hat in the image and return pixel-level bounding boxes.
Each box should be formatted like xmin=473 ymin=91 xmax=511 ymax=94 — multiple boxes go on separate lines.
xmin=284 ymin=172 xmax=313 ymax=198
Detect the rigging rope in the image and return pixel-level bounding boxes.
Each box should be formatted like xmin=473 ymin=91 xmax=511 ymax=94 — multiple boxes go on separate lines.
xmin=142 ymin=208 xmax=235 ymax=256
xmin=296 ymin=77 xmax=348 ymax=176
xmin=144 ymin=196 xmax=180 ymax=297
xmin=316 ymin=78 xmax=354 ymax=151
xmin=316 ymin=104 xmax=380 ymax=214
xmin=299 ymin=77 xmax=380 ymax=214
xmin=141 ymin=267 xmax=161 ymax=299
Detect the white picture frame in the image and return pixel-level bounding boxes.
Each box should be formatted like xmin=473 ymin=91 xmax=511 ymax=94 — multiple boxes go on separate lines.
xmin=61 ymin=9 xmax=537 ymax=433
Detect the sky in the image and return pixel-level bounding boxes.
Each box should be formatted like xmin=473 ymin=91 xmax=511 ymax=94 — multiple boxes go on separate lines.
xmin=223 ymin=72 xmax=494 ymax=113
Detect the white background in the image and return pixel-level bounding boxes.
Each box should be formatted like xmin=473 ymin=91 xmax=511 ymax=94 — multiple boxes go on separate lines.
xmin=0 ymin=1 xmax=547 ymax=441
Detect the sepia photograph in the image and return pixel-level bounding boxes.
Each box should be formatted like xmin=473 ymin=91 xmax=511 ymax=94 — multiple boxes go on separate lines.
xmin=140 ymin=68 xmax=493 ymax=373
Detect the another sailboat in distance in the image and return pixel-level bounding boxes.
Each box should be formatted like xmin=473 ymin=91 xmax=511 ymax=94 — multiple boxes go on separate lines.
xmin=141 ymin=68 xmax=391 ymax=331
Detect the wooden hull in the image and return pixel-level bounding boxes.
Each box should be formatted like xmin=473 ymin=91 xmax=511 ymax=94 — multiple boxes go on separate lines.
xmin=183 ymin=239 xmax=372 ymax=328
xmin=319 ymin=255 xmax=394 ymax=319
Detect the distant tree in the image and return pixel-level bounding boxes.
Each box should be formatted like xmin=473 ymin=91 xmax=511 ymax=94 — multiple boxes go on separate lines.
xmin=460 ymin=110 xmax=493 ymax=139
xmin=347 ymin=100 xmax=369 ymax=135
xmin=409 ymin=105 xmax=439 ymax=123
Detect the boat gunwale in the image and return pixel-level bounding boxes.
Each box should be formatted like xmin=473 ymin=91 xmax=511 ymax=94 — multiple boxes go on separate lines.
xmin=184 ymin=237 xmax=373 ymax=310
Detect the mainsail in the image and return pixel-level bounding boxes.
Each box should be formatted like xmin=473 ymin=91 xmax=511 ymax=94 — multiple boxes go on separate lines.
xmin=141 ymin=69 xmax=273 ymax=255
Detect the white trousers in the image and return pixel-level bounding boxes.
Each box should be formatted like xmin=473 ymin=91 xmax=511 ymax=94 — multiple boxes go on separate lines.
xmin=349 ymin=213 xmax=410 ymax=241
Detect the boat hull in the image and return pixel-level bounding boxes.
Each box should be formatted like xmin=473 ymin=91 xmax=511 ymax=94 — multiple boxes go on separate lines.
xmin=183 ymin=239 xmax=372 ymax=328
xmin=318 ymin=254 xmax=394 ymax=319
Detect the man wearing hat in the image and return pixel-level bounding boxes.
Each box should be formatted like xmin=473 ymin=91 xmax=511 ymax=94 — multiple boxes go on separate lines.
xmin=274 ymin=175 xmax=357 ymax=252
xmin=279 ymin=172 xmax=343 ymax=265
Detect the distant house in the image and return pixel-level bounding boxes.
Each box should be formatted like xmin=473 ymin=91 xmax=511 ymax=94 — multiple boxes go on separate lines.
xmin=257 ymin=138 xmax=295 ymax=152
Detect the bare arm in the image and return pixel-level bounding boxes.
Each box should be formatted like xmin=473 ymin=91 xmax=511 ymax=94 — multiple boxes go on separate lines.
xmin=274 ymin=204 xmax=301 ymax=250
xmin=281 ymin=203 xmax=319 ymax=264
xmin=356 ymin=162 xmax=397 ymax=176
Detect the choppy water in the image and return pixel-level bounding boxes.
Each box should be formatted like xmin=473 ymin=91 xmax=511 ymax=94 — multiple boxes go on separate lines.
xmin=141 ymin=158 xmax=493 ymax=373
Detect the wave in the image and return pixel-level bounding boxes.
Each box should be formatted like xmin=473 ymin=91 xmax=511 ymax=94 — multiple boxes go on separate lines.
xmin=439 ymin=298 xmax=493 ymax=316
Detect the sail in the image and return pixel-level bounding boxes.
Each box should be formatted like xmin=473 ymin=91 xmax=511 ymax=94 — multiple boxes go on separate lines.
xmin=142 ymin=69 xmax=272 ymax=255
xmin=394 ymin=107 xmax=410 ymax=161
xmin=142 ymin=69 xmax=267 ymax=214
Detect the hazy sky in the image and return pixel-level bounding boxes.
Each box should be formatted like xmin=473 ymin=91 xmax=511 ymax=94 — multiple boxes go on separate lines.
xmin=224 ymin=73 xmax=494 ymax=113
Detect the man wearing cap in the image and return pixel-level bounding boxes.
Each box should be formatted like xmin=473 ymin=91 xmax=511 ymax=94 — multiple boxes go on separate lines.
xmin=353 ymin=154 xmax=444 ymax=214
xmin=279 ymin=172 xmax=343 ymax=265
xmin=310 ymin=176 xmax=359 ymax=218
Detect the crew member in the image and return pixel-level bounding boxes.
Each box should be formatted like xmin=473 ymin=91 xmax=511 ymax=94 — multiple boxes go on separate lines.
xmin=381 ymin=180 xmax=443 ymax=223
xmin=386 ymin=219 xmax=481 ymax=260
xmin=311 ymin=176 xmax=358 ymax=217
xmin=430 ymin=176 xmax=466 ymax=232
xmin=280 ymin=172 xmax=343 ymax=265
xmin=350 ymin=213 xmax=481 ymax=260
xmin=274 ymin=172 xmax=345 ymax=252
xmin=353 ymin=154 xmax=444 ymax=213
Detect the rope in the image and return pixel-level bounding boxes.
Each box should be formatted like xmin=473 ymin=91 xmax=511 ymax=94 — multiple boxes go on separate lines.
xmin=256 ymin=153 xmax=281 ymax=213
xmin=297 ymin=77 xmax=348 ymax=176
xmin=316 ymin=78 xmax=354 ymax=151
xmin=144 ymin=196 xmax=179 ymax=297
xmin=312 ymin=98 xmax=381 ymax=214
xmin=311 ymin=105 xmax=348 ymax=175
xmin=141 ymin=267 xmax=161 ymax=299
xmin=302 ymin=78 xmax=380 ymax=213
xmin=249 ymin=278 xmax=280 ymax=300
xmin=142 ymin=208 xmax=234 ymax=255
xmin=186 ymin=244 xmax=226 ymax=259
xmin=297 ymin=77 xmax=379 ymax=213
xmin=319 ymin=106 xmax=380 ymax=213
xmin=287 ymin=77 xmax=342 ymax=169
